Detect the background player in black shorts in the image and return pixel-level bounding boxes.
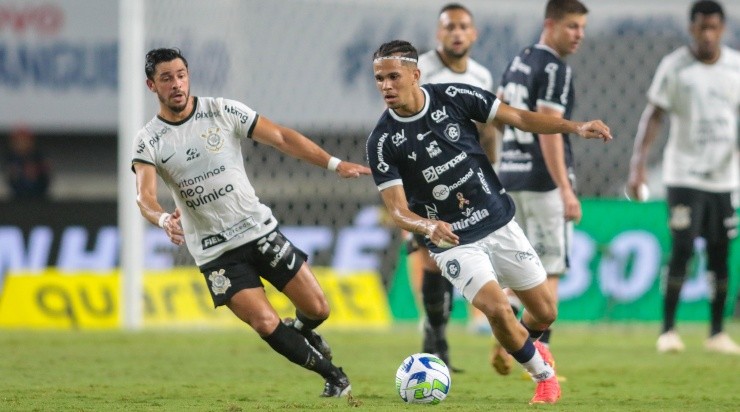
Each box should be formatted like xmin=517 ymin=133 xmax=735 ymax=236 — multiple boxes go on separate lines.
xmin=628 ymin=0 xmax=740 ymax=355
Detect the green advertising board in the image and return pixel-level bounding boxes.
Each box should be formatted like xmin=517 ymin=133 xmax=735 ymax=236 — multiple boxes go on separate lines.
xmin=387 ymin=199 xmax=740 ymax=322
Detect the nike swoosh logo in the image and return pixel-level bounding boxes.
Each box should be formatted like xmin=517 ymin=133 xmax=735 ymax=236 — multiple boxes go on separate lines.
xmin=162 ymin=153 xmax=176 ymax=163
xmin=286 ymin=253 xmax=296 ymax=270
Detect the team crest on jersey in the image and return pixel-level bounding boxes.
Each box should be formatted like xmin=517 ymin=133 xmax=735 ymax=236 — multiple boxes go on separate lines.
xmin=446 ymin=259 xmax=460 ymax=278
xmin=201 ymin=127 xmax=224 ymax=152
xmin=444 ymin=123 xmax=461 ymax=142
xmin=208 ymin=269 xmax=231 ymax=295
xmin=431 ymin=106 xmax=449 ymax=123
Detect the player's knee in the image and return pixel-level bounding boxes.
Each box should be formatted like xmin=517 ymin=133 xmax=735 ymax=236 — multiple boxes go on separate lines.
xmin=536 ymin=305 xmax=557 ymax=326
xmin=478 ymin=299 xmax=515 ymax=321
xmin=248 ymin=312 xmax=281 ymax=336
xmin=706 ymin=241 xmax=729 ymax=275
xmin=668 ymin=235 xmax=694 ymax=273
xmin=300 ymin=297 xmax=331 ymax=321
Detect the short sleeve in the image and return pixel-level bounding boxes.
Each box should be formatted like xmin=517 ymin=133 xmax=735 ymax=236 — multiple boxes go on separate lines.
xmin=366 ymin=129 xmax=402 ymax=191
xmin=646 ymin=56 xmax=674 ymax=111
xmin=131 ymin=129 xmax=155 ymax=172
xmin=221 ymin=98 xmax=259 ymax=139
xmin=441 ymin=84 xmax=499 ymax=124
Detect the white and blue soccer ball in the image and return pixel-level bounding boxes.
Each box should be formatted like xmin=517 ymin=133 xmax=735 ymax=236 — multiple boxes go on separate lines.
xmin=395 ymin=353 xmax=451 ymax=404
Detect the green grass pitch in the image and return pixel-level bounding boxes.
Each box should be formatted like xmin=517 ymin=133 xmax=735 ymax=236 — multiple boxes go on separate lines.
xmin=1 ymin=322 xmax=739 ymax=411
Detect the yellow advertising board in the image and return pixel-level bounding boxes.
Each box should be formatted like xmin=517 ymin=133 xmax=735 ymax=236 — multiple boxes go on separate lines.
xmin=0 ymin=268 xmax=391 ymax=329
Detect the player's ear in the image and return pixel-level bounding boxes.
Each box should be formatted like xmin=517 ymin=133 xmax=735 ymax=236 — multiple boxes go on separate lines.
xmin=146 ymin=78 xmax=155 ymax=92
xmin=543 ymin=17 xmax=556 ymax=31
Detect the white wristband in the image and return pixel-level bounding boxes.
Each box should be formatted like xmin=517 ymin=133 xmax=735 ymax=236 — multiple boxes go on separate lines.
xmin=327 ymin=156 xmax=342 ymax=171
xmin=158 ymin=212 xmax=171 ymax=228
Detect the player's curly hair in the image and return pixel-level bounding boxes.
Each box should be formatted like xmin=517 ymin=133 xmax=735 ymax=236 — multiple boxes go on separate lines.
xmin=144 ymin=48 xmax=189 ymax=80
xmin=372 ymin=40 xmax=418 ymax=63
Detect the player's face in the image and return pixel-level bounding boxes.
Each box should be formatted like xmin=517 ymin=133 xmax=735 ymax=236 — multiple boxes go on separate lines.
xmin=147 ymin=58 xmax=190 ymax=113
xmin=549 ymin=13 xmax=587 ymax=57
xmin=690 ymin=13 xmax=724 ymax=62
xmin=373 ymin=59 xmax=419 ymax=114
xmin=437 ymin=9 xmax=477 ymax=59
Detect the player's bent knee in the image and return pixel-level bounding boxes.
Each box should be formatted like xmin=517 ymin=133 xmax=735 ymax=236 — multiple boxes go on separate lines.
xmin=532 ymin=305 xmax=557 ymax=326
xmin=300 ymin=298 xmax=331 ymax=321
xmin=477 ymin=299 xmax=515 ymax=320
xmin=247 ymin=312 xmax=281 ymax=336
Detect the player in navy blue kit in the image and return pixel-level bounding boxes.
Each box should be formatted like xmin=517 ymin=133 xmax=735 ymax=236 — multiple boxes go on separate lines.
xmin=366 ymin=40 xmax=611 ymax=404
xmin=493 ymin=0 xmax=589 ymax=377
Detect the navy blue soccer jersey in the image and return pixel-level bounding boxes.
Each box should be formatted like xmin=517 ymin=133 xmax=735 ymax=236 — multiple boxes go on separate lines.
xmin=497 ymin=44 xmax=576 ymax=192
xmin=366 ymin=83 xmax=515 ymax=253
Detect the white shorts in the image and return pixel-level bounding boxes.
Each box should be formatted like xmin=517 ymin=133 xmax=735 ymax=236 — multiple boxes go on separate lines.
xmin=430 ymin=219 xmax=547 ymax=303
xmin=508 ymin=189 xmax=572 ymax=275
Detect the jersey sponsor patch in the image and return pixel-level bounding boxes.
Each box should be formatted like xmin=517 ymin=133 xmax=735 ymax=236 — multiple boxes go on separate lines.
xmin=201 ymin=217 xmax=258 ymax=249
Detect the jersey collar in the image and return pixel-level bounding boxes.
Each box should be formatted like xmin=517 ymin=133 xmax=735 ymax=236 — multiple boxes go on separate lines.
xmin=389 ymin=87 xmax=430 ymax=123
xmin=535 ymin=43 xmax=562 ymax=59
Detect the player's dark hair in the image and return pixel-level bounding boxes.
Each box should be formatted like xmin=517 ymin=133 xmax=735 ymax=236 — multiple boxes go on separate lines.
xmin=373 ymin=40 xmax=419 ymax=63
xmin=690 ymin=0 xmax=724 ymax=22
xmin=545 ymin=0 xmax=588 ymax=20
xmin=145 ymin=48 xmax=189 ymax=80
xmin=439 ymin=3 xmax=473 ymax=20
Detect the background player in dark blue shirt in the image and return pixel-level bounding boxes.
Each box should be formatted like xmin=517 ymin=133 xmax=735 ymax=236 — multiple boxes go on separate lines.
xmin=366 ymin=40 xmax=611 ymax=404
xmin=493 ymin=0 xmax=589 ymax=378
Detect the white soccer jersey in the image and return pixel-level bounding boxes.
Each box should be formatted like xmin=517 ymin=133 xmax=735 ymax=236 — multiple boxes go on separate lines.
xmin=648 ymin=45 xmax=740 ymax=192
xmin=132 ymin=96 xmax=277 ymax=265
xmin=418 ymin=50 xmax=493 ymax=91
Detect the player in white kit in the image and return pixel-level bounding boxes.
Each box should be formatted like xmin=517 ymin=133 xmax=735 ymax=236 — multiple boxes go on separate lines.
xmin=131 ymin=48 xmax=370 ymax=397
xmin=628 ymin=1 xmax=740 ymax=355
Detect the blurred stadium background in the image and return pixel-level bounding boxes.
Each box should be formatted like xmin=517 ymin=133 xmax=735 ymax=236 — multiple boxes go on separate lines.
xmin=0 ymin=0 xmax=739 ymax=330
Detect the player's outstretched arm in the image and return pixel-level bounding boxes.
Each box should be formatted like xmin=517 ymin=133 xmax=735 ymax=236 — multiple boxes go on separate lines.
xmin=251 ymin=116 xmax=370 ymax=178
xmin=494 ymin=102 xmax=612 ymax=142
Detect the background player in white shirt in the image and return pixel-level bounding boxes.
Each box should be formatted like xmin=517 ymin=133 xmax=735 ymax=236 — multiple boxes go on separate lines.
xmin=409 ymin=2 xmax=497 ymax=373
xmin=627 ymin=0 xmax=740 ymax=355
xmin=493 ymin=0 xmax=589 ymax=377
xmin=131 ymin=48 xmax=370 ymax=398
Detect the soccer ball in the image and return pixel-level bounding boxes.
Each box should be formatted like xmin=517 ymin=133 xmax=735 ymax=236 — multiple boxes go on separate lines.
xmin=395 ymin=353 xmax=451 ymax=404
